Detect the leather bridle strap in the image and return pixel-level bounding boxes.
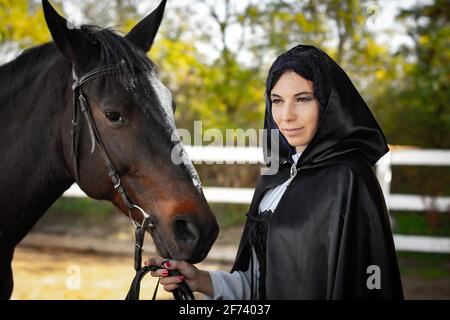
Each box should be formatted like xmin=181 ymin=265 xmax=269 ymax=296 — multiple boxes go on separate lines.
xmin=72 ymin=66 xmax=120 ymax=90
xmin=71 ymin=65 xmax=133 ymax=210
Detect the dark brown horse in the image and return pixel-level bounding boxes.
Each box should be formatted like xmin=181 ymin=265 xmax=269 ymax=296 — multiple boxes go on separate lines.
xmin=0 ymin=0 xmax=218 ymax=299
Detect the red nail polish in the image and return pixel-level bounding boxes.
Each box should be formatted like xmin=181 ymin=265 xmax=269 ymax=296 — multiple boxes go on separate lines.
xmin=165 ymin=261 xmax=171 ymax=268
xmin=162 ymin=269 xmax=169 ymax=276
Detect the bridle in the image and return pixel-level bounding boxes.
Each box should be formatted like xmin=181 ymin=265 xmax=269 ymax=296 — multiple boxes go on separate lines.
xmin=71 ymin=64 xmax=194 ymax=300
xmin=71 ymin=65 xmax=140 ymax=216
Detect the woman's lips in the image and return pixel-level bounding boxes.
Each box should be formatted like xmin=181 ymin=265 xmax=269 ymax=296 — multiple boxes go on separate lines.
xmin=283 ymin=127 xmax=304 ymax=136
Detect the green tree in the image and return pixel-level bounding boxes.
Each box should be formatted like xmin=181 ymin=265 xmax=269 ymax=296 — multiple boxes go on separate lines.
xmin=373 ymin=0 xmax=449 ymax=148
xmin=0 ymin=0 xmax=52 ymax=47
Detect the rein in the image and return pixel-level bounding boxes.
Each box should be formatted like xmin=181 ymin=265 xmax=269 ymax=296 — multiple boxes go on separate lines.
xmin=71 ymin=65 xmax=194 ymax=300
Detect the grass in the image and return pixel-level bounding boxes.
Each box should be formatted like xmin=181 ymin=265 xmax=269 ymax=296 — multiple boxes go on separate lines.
xmin=209 ymin=203 xmax=248 ymax=229
xmin=397 ymin=251 xmax=450 ymax=280
xmin=46 ymin=198 xmax=117 ymax=220
xmin=393 ymin=211 xmax=450 ymax=236
xmin=392 ymin=210 xmax=450 ymax=280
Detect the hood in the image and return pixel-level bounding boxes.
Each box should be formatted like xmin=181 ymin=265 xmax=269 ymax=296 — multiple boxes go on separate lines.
xmin=263 ymin=44 xmax=389 ymax=169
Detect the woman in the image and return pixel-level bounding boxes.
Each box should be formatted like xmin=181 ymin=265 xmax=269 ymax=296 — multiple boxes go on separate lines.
xmin=146 ymin=44 xmax=404 ymax=299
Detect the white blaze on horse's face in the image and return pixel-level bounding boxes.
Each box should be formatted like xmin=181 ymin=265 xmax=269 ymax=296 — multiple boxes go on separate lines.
xmin=147 ymin=72 xmax=203 ymax=192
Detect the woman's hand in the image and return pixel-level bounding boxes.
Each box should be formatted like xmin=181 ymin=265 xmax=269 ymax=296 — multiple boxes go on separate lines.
xmin=146 ymin=257 xmax=213 ymax=296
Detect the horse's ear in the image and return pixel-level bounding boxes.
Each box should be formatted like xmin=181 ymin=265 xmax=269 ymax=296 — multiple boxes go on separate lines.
xmin=42 ymin=0 xmax=87 ymax=62
xmin=125 ymin=0 xmax=167 ymax=53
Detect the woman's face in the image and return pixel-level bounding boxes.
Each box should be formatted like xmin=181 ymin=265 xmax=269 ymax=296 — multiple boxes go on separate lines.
xmin=271 ymin=71 xmax=320 ymax=153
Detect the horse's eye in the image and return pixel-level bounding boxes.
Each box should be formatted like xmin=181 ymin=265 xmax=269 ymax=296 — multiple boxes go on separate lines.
xmin=105 ymin=111 xmax=122 ymax=123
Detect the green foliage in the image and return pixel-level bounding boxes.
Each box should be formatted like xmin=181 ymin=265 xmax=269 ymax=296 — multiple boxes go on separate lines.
xmin=2 ymin=0 xmax=447 ymax=149
xmin=394 ymin=211 xmax=450 ymax=237
xmin=373 ymin=0 xmax=450 ymax=148
xmin=3 ymin=0 xmax=431 ymax=146
xmin=397 ymin=251 xmax=449 ymax=280
xmin=391 ymin=166 xmax=450 ymax=197
xmin=210 ymin=203 xmax=248 ymax=229
xmin=46 ymin=198 xmax=116 ymax=218
xmin=0 ymin=0 xmax=51 ymax=47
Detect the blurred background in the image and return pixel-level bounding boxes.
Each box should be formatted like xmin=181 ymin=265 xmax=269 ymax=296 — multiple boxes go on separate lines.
xmin=1 ymin=0 xmax=448 ymax=299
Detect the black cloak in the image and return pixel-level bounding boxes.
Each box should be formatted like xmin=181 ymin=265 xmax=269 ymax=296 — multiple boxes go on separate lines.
xmin=231 ymin=45 xmax=403 ymax=300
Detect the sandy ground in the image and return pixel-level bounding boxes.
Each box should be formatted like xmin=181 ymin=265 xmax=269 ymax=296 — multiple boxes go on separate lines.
xmin=9 ymin=212 xmax=449 ymax=300
xmin=11 ymin=245 xmax=450 ymax=300
xmin=11 ymin=246 xmax=232 ymax=300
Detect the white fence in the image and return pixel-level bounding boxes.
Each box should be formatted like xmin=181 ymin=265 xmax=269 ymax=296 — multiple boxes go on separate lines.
xmin=63 ymin=146 xmax=450 ymax=254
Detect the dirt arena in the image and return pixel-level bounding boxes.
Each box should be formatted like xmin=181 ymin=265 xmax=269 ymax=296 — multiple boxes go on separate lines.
xmin=11 ymin=245 xmax=450 ymax=300
xmin=11 ymin=246 xmax=231 ymax=300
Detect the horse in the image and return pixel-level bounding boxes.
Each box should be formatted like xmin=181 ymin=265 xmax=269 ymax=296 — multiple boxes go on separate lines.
xmin=0 ymin=0 xmax=219 ymax=299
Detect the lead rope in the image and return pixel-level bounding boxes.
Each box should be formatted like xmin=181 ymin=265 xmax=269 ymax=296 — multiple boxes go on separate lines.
xmin=125 ymin=212 xmax=195 ymax=300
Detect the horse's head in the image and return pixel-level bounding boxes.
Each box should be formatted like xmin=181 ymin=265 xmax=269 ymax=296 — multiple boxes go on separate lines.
xmin=42 ymin=0 xmax=218 ymax=263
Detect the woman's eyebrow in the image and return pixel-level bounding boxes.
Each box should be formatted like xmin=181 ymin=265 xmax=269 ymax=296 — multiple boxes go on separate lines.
xmin=271 ymin=91 xmax=314 ymax=98
xmin=294 ymin=91 xmax=314 ymax=96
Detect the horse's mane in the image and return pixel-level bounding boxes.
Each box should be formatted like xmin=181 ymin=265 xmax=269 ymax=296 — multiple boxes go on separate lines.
xmin=79 ymin=25 xmax=156 ymax=85
xmin=0 ymin=26 xmax=156 ymax=108
xmin=0 ymin=42 xmax=60 ymax=107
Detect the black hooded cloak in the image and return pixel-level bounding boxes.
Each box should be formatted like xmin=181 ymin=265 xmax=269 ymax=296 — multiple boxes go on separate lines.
xmin=231 ymin=45 xmax=403 ymax=300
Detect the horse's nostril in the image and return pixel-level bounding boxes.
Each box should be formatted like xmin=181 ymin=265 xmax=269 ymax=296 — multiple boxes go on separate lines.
xmin=173 ymin=217 xmax=200 ymax=246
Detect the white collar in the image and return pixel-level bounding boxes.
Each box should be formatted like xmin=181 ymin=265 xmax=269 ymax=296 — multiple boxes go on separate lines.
xmin=292 ymin=152 xmax=302 ymax=164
